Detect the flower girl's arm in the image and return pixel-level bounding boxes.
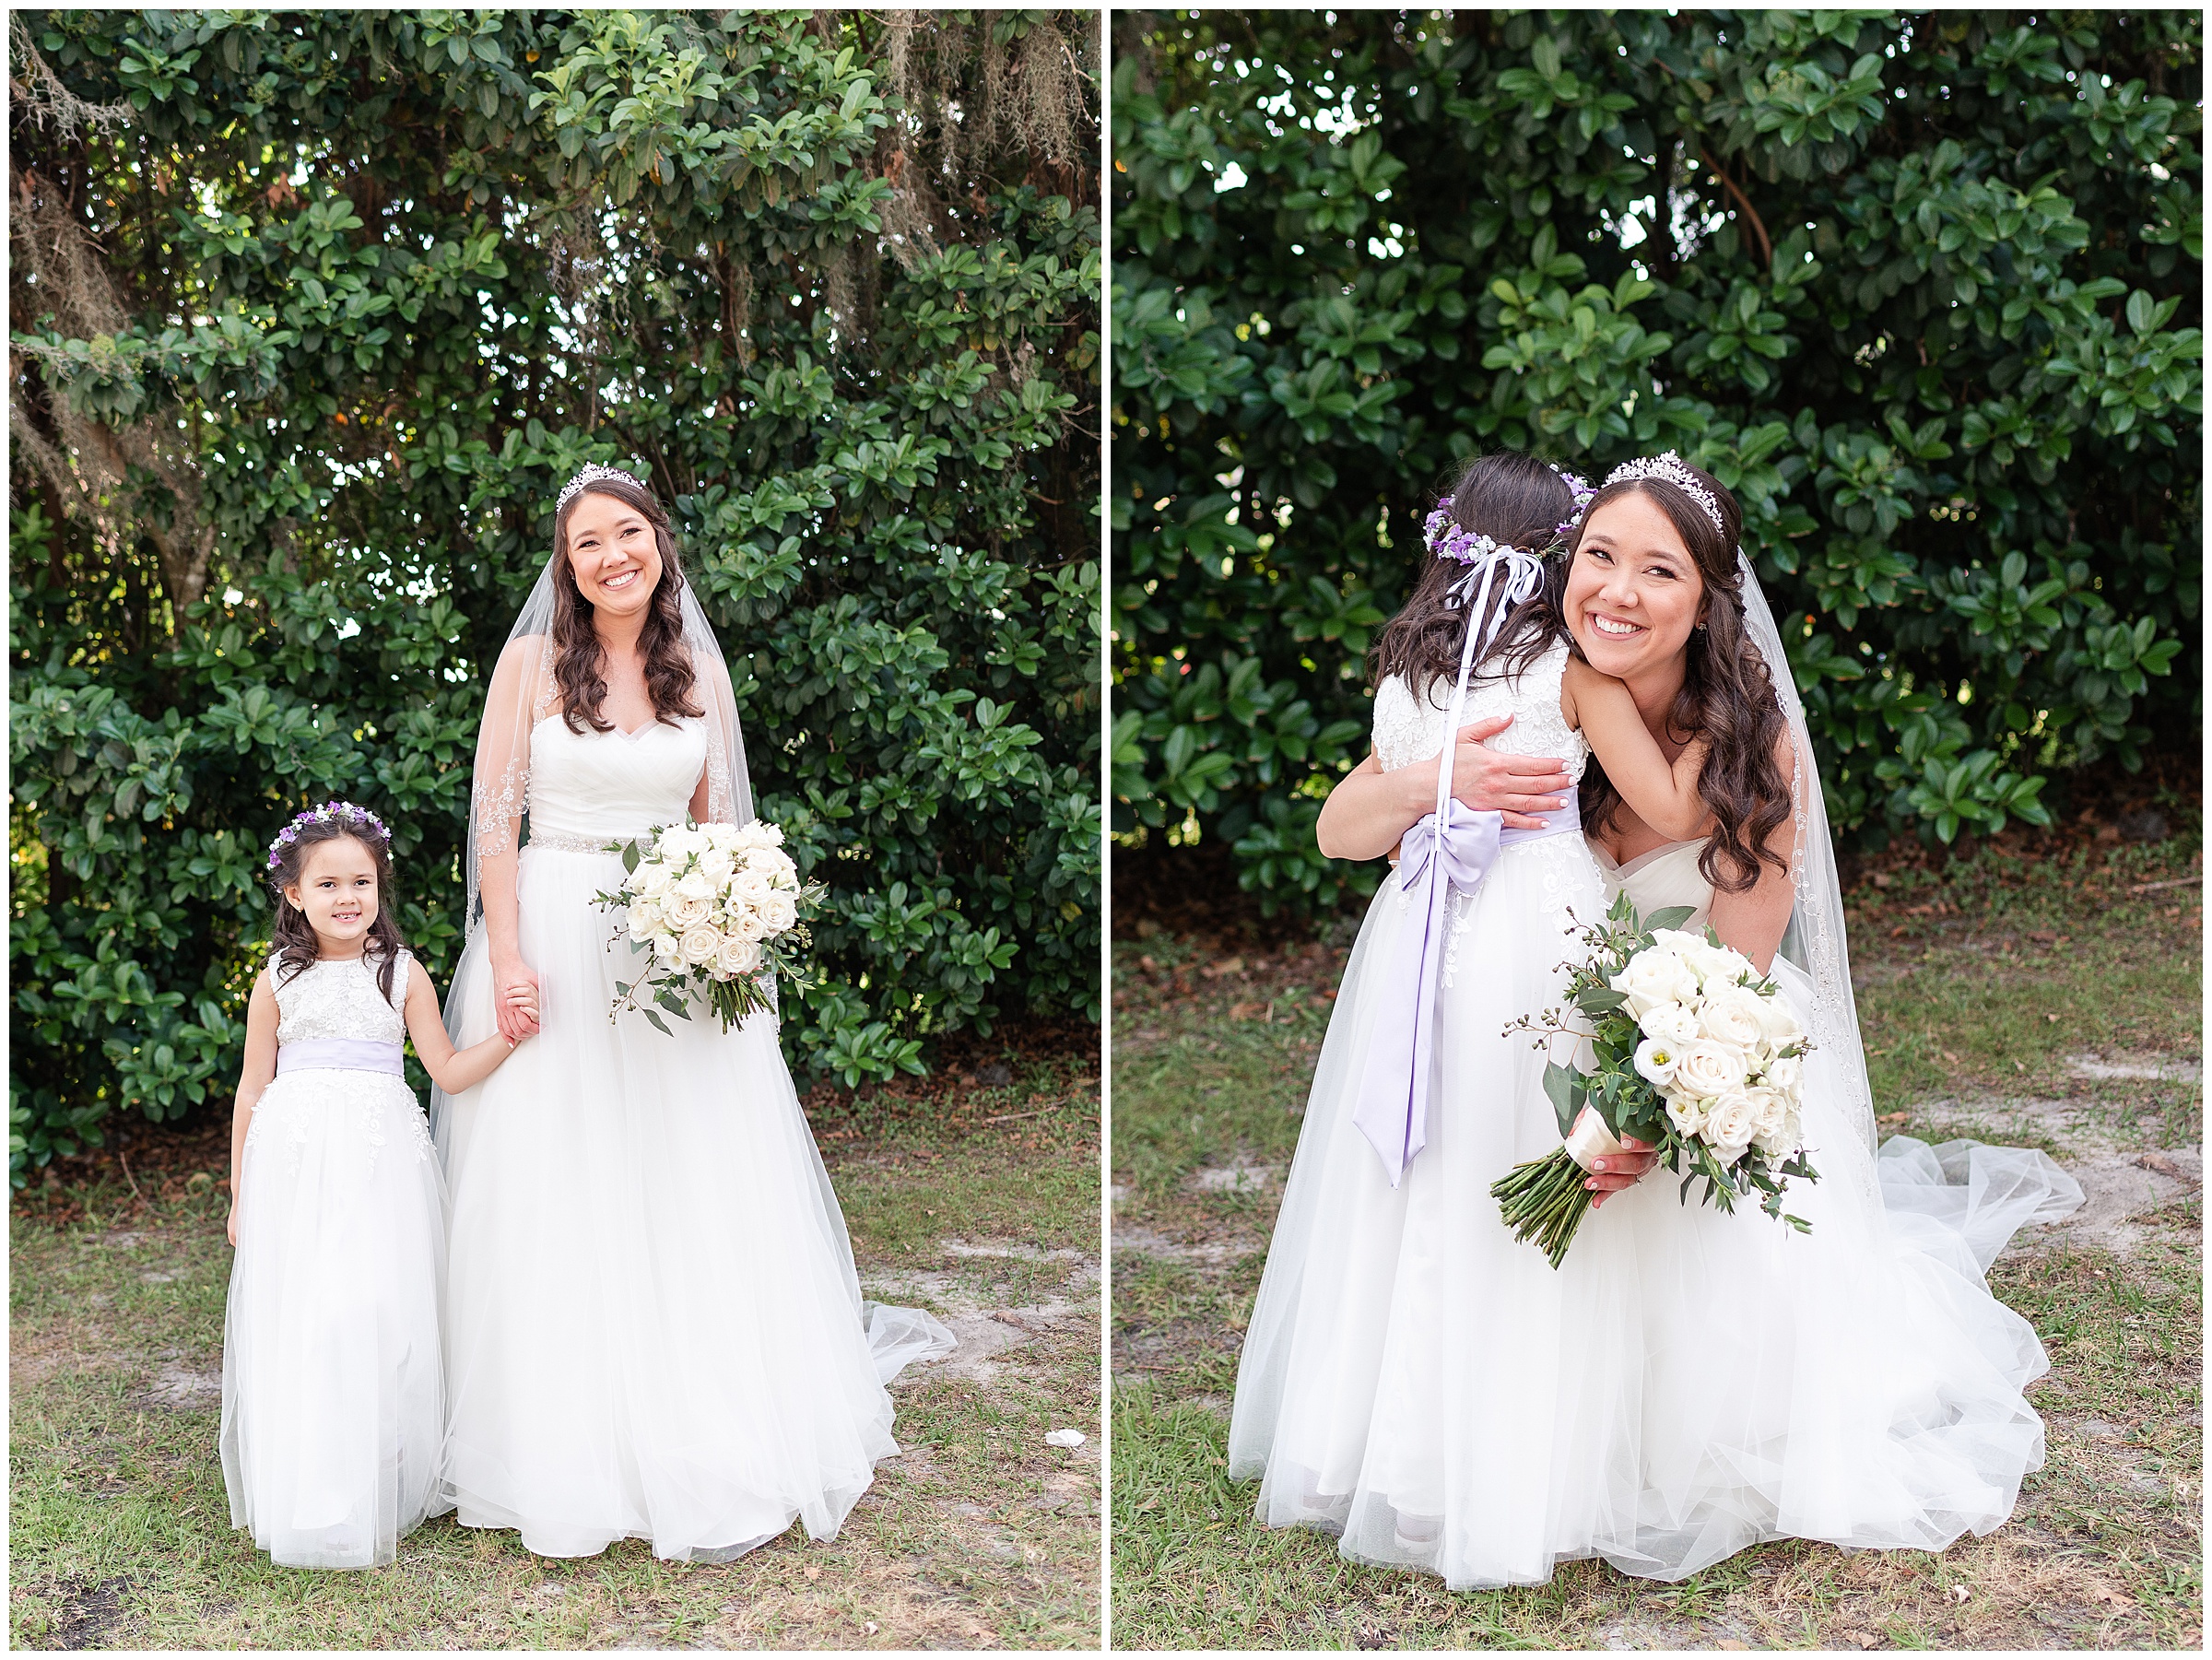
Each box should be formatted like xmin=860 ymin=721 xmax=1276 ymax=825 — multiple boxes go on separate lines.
xmin=1704 ymin=733 xmax=1800 ymax=973
xmin=228 ymin=970 xmax=279 ymax=1246
xmin=1559 ymin=658 xmax=1712 ymax=841
xmin=403 ymin=960 xmax=529 ymax=1095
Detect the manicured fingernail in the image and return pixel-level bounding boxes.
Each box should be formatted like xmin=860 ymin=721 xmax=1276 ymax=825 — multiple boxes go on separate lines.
xmin=1584 ymin=1178 xmax=1598 ymax=1190
xmin=1592 ymin=1160 xmax=1606 ymax=1171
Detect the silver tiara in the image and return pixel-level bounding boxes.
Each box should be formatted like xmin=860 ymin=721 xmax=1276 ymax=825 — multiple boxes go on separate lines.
xmin=1604 ymin=452 xmax=1724 ymax=535
xmin=557 ymin=463 xmax=641 ymax=512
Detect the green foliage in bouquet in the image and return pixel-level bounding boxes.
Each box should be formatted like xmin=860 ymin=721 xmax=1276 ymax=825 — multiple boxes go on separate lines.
xmin=594 ymin=822 xmax=829 ymax=1037
xmin=8 ymin=10 xmax=1100 ymax=1182
xmin=1112 ymin=11 xmax=2199 ymax=913
xmin=1494 ymin=893 xmax=1819 ymax=1268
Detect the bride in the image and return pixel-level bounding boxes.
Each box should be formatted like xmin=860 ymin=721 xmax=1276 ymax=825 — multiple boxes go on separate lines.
xmin=430 ymin=464 xmax=953 ymax=1562
xmin=1228 ymin=451 xmax=2083 ymax=1589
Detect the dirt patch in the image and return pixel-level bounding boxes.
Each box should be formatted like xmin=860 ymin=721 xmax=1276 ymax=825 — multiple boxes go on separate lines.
xmin=41 ymin=1575 xmax=136 ymax=1650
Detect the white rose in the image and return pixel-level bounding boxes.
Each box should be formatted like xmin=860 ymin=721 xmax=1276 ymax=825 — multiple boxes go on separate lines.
xmin=672 ymin=893 xmax=712 ymax=927
xmin=1704 ymin=1091 xmax=1759 ymax=1156
xmin=1673 ymin=1039 xmax=1748 ymax=1101
xmin=1699 ymin=985 xmax=1766 ymax=1049
xmin=698 ymin=847 xmax=735 ymax=881
xmin=1664 ymin=1093 xmax=1706 ymax=1137
xmin=657 ymin=826 xmax=700 ymax=860
xmin=1761 ymin=1053 xmax=1802 ymax=1095
xmin=749 ymin=819 xmax=786 ymax=849
xmin=704 ymin=821 xmax=742 ymax=851
xmin=1753 ymin=991 xmax=1805 ymax=1048
xmin=731 ymin=867 xmax=773 ymax=906
xmin=759 ymin=848 xmax=799 ymax=884
xmin=759 ymin=889 xmax=798 ymax=935
xmin=1613 ymin=948 xmax=1699 ymax=1020
xmin=1745 ymin=1085 xmax=1789 ymax=1138
xmin=651 ymin=928 xmax=682 ymax=961
xmin=1641 ymin=1001 xmax=1700 ymax=1047
xmin=715 ymin=936 xmax=761 ymax=978
xmin=672 ymin=868 xmax=713 ymax=902
xmin=729 ymin=906 xmax=770 ymax=943
xmin=679 ymin=923 xmax=722 ymax=967
xmin=1633 ymin=1035 xmax=1684 ymax=1089
xmin=629 ymin=898 xmax=665 ymax=936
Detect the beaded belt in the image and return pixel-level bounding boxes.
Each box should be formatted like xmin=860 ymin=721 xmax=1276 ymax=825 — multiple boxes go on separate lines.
xmin=525 ymin=829 xmax=637 ymax=854
xmin=276 ymin=1039 xmax=405 ymax=1076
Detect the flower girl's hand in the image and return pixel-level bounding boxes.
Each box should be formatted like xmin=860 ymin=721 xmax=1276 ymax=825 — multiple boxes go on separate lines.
xmin=490 ymin=953 xmax=541 ymax=1043
xmin=1586 ymin=1133 xmax=1658 ymax=1211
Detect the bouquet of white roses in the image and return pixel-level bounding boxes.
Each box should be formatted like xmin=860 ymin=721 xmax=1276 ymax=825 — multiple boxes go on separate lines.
xmin=1491 ymin=893 xmax=1818 ymax=1267
xmin=592 ymin=818 xmax=826 ymax=1033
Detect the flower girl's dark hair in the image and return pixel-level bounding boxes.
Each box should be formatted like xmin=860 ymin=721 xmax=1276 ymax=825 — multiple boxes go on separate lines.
xmin=267 ymin=815 xmax=406 ymax=1004
xmin=1368 ymin=451 xmax=1576 ymax=692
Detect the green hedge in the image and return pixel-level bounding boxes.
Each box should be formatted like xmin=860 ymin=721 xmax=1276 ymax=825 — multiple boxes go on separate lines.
xmin=1112 ymin=9 xmax=2199 ymax=914
xmin=9 ymin=9 xmax=1100 ymax=1182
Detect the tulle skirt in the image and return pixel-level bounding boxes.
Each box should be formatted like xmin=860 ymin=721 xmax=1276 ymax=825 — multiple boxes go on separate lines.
xmin=220 ymin=1069 xmax=448 ymax=1569
xmin=435 ymin=842 xmax=955 ymax=1562
xmin=1227 ymin=842 xmax=2084 ymax=1589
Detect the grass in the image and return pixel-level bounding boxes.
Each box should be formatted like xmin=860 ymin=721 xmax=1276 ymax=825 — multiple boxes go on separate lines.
xmin=10 ymin=1047 xmax=1102 ymax=1650
xmin=1110 ymin=825 xmax=2202 ymax=1650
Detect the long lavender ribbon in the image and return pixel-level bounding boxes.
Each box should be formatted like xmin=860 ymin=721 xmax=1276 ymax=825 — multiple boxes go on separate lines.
xmin=276 ymin=1038 xmax=406 ymax=1077
xmin=1350 ymin=540 xmax=1571 ymax=1188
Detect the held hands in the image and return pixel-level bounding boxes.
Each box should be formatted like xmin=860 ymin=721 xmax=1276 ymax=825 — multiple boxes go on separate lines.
xmin=1585 ymin=1134 xmax=1658 ymax=1210
xmin=491 ymin=954 xmax=542 ymax=1044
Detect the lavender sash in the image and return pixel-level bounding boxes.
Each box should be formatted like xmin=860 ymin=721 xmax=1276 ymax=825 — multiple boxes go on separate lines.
xmin=1350 ymin=539 xmax=1565 ymax=1188
xmin=276 ymin=1038 xmax=405 ymax=1077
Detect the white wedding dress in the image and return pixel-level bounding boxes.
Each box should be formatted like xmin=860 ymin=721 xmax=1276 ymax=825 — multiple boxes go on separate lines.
xmin=436 ymin=712 xmax=954 ymax=1562
xmin=1230 ymin=661 xmax=2085 ymax=1590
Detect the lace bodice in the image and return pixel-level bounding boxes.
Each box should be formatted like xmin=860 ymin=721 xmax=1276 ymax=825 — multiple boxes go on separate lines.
xmin=271 ymin=949 xmax=409 ymax=1045
xmin=1593 ymin=839 xmax=1713 ymax=932
xmin=526 ymin=713 xmax=710 ymax=846
xmin=1371 ymin=641 xmax=1589 ymax=783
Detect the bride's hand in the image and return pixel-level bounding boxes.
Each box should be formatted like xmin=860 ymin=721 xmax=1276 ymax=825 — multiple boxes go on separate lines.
xmin=490 ymin=953 xmax=541 ymax=1043
xmin=1586 ymin=1133 xmax=1657 ymax=1210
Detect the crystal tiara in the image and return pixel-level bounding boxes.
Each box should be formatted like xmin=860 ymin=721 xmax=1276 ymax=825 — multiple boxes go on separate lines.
xmin=1604 ymin=452 xmax=1724 ymax=535
xmin=557 ymin=463 xmax=642 ymax=512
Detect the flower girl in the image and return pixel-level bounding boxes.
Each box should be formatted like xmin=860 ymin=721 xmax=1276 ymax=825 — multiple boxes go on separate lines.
xmin=1227 ymin=451 xmax=1726 ymax=1576
xmin=221 ymin=801 xmax=529 ymax=1570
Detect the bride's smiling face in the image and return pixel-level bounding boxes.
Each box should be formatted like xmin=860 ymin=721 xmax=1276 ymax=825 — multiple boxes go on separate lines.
xmin=1564 ymin=489 xmax=1707 ymax=683
xmin=563 ymin=490 xmax=664 ymax=620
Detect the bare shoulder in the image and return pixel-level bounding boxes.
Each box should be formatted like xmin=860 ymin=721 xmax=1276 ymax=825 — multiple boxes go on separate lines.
xmin=495 ymin=632 xmax=551 ymax=681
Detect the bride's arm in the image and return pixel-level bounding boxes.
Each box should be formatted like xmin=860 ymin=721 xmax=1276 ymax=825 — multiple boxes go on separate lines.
xmin=1316 ymin=714 xmax=1573 ymax=859
xmin=1705 ymin=734 xmax=1799 ymax=974
xmin=477 ymin=637 xmax=544 ymax=1042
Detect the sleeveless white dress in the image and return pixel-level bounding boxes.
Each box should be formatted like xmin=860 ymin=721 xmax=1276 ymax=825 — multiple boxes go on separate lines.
xmin=1230 ymin=648 xmax=2085 ymax=1590
xmin=437 ymin=713 xmax=955 ymax=1562
xmin=220 ymin=948 xmax=448 ymax=1569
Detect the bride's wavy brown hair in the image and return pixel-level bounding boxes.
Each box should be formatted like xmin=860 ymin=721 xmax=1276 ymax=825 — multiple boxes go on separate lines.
xmin=1570 ymin=460 xmax=1793 ymax=895
xmin=549 ymin=476 xmax=703 ymax=734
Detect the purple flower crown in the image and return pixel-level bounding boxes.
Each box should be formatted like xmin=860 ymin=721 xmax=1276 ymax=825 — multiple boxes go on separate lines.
xmin=266 ymin=800 xmax=390 ymax=873
xmin=1424 ymin=461 xmax=1599 ymax=563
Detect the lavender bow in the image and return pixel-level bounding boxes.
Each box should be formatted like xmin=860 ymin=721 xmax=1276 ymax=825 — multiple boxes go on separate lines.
xmin=1351 ymin=799 xmax=1503 ymax=1184
xmin=1349 ymin=538 xmax=1551 ymax=1188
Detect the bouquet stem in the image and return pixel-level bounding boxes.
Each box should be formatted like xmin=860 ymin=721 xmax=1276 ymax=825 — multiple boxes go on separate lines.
xmin=1490 ymin=1148 xmax=1594 ymax=1270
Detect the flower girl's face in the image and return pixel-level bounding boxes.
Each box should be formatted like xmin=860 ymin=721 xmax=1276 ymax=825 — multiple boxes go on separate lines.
xmin=564 ymin=491 xmax=665 ymax=623
xmin=1564 ymin=489 xmax=1705 ymax=683
xmin=283 ymin=837 xmax=381 ymax=955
